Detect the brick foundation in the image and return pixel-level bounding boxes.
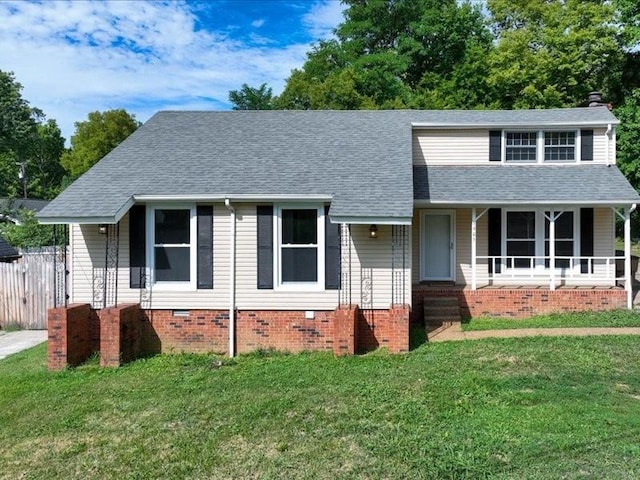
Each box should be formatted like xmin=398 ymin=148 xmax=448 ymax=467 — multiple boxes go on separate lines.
xmin=47 ymin=303 xmax=94 ymax=370
xmin=412 ymin=285 xmax=628 ymax=321
xmin=47 ymin=304 xmax=410 ymax=369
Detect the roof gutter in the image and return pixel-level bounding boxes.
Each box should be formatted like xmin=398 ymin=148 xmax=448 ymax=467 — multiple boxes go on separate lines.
xmin=415 ymin=199 xmax=640 ymax=207
xmin=411 ymin=120 xmax=620 ymax=129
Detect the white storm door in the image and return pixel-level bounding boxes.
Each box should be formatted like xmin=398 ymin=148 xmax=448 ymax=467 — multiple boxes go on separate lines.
xmin=421 ymin=211 xmax=455 ymax=281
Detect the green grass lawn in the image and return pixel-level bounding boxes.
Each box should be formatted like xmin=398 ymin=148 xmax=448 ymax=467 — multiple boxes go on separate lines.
xmin=2 ymin=334 xmax=640 ymax=479
xmin=463 ymin=309 xmax=640 ymax=332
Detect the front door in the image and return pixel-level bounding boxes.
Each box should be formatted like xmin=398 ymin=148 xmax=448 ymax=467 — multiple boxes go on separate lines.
xmin=421 ymin=211 xmax=455 ymax=281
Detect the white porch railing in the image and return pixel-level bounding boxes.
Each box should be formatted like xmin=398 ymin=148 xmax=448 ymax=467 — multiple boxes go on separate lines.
xmin=474 ymin=255 xmax=625 ymax=286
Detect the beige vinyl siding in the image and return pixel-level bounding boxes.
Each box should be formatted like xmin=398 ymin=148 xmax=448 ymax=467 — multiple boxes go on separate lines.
xmin=593 ymin=207 xmax=615 ymax=282
xmin=413 ymin=127 xmax=612 ymax=165
xmin=592 ymin=127 xmax=612 ymax=164
xmin=413 ymin=129 xmax=489 ymax=165
xmin=71 ymin=203 xmax=411 ymax=310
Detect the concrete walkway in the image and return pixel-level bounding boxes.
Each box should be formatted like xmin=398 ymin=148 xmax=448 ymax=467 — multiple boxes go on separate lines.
xmin=430 ymin=326 xmax=640 ymax=342
xmin=0 ymin=330 xmax=47 ymax=360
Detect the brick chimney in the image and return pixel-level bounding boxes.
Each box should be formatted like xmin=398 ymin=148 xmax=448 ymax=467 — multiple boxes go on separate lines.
xmin=588 ymin=91 xmax=613 ymax=110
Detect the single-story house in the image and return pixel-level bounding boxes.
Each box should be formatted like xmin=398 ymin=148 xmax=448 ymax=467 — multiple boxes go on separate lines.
xmin=38 ymin=103 xmax=640 ymax=367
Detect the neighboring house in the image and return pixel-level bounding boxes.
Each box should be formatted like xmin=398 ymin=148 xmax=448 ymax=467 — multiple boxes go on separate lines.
xmin=38 ymin=103 xmax=640 ymax=362
xmin=0 ymin=198 xmax=50 ymax=225
xmin=0 ymin=235 xmax=20 ymax=262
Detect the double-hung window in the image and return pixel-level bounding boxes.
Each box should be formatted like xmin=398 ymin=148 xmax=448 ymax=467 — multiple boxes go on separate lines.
xmin=503 ymin=130 xmax=578 ymax=163
xmin=544 ymin=132 xmax=576 ymax=161
xmin=148 ymin=206 xmax=196 ymax=288
xmin=502 ymin=209 xmax=577 ymax=271
xmin=505 ymin=132 xmax=537 ymax=162
xmin=276 ymin=206 xmax=324 ymax=288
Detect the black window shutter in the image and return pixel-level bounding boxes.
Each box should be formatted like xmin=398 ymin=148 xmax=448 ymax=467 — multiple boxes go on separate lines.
xmin=129 ymin=205 xmax=146 ymax=288
xmin=324 ymin=206 xmax=341 ymax=290
xmin=581 ymin=130 xmax=593 ymax=161
xmin=489 ymin=130 xmax=502 ymax=161
xmin=488 ymin=208 xmax=501 ymax=273
xmin=197 ymin=205 xmax=214 ymax=289
xmin=257 ymin=205 xmax=274 ymax=289
xmin=580 ymin=208 xmax=594 ymax=273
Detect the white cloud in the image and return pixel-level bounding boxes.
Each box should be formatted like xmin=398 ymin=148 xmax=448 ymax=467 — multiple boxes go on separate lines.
xmin=302 ymin=0 xmax=346 ymax=39
xmin=0 ymin=0 xmax=341 ymax=142
xmin=251 ymin=18 xmax=265 ymax=28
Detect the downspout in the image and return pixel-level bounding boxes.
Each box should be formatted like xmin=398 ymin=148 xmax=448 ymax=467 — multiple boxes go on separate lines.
xmin=224 ymin=198 xmax=236 ymax=357
xmin=605 ymin=123 xmax=613 ymax=166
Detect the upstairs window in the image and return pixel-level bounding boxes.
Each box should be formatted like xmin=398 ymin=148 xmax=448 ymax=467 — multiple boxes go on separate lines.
xmin=506 ymin=132 xmax=537 ymax=162
xmin=503 ymin=130 xmax=579 ymax=163
xmin=544 ymin=132 xmax=576 ymax=161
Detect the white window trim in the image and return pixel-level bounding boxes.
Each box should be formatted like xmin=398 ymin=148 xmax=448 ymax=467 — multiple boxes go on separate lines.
xmin=274 ymin=204 xmax=325 ymax=291
xmin=502 ymin=129 xmax=581 ymax=164
xmin=500 ymin=207 xmax=579 ymax=274
xmin=146 ymin=204 xmax=197 ymax=291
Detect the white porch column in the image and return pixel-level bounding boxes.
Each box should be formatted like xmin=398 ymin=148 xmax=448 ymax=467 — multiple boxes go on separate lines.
xmin=625 ymin=207 xmax=632 ymax=309
xmin=472 ymin=208 xmax=477 ymax=290
xmin=549 ymin=211 xmax=556 ymax=291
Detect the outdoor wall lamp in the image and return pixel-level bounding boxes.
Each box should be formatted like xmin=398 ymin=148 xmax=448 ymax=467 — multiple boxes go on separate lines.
xmin=369 ymin=224 xmax=378 ymax=239
xmin=98 ymin=224 xmax=108 ymax=235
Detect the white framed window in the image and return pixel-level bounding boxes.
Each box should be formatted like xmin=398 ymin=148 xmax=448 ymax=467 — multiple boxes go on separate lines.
xmin=146 ymin=205 xmax=197 ymax=289
xmin=275 ymin=205 xmax=325 ymax=290
xmin=503 ymin=130 xmax=579 ymax=163
xmin=505 ymin=132 xmax=537 ymax=162
xmin=544 ymin=131 xmax=576 ymax=161
xmin=502 ymin=208 xmax=578 ymax=271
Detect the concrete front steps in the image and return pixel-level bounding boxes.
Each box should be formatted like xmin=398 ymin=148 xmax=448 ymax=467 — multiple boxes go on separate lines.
xmin=424 ymin=297 xmax=462 ymax=340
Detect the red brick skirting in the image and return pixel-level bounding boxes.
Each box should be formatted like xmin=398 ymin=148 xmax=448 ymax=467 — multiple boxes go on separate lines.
xmin=47 ymin=304 xmax=410 ymax=369
xmin=412 ymin=285 xmax=627 ymax=322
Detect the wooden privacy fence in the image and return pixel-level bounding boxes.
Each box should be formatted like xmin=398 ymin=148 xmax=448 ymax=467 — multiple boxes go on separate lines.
xmin=0 ymin=250 xmax=66 ymax=330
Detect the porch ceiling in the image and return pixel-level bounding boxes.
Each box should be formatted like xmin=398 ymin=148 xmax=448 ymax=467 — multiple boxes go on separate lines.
xmin=413 ymin=164 xmax=640 ymax=206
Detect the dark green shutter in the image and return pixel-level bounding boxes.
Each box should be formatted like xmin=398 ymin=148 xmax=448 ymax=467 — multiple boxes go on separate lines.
xmin=324 ymin=206 xmax=341 ymax=290
xmin=581 ymin=130 xmax=593 ymax=161
xmin=257 ymin=205 xmax=273 ymax=289
xmin=580 ymin=208 xmax=594 ymax=273
xmin=488 ymin=208 xmax=501 ymax=273
xmin=197 ymin=205 xmax=213 ymax=289
xmin=129 ymin=205 xmax=146 ymax=288
xmin=489 ymin=131 xmax=502 ymax=161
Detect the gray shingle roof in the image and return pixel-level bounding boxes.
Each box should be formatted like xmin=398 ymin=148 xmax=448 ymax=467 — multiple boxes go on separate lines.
xmin=0 ymin=198 xmax=49 ymax=212
xmin=38 ymin=107 xmax=626 ymax=223
xmin=414 ymin=164 xmax=640 ymax=205
xmin=0 ymin=235 xmax=20 ymax=261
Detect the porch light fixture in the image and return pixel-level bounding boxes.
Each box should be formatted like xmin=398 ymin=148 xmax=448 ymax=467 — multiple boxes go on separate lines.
xmin=98 ymin=224 xmax=108 ymax=235
xmin=369 ymin=224 xmax=378 ymax=239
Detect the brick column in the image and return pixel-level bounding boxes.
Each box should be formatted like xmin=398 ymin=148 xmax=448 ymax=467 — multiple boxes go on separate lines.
xmin=47 ymin=303 xmax=93 ymax=370
xmin=387 ymin=304 xmax=410 ymax=353
xmin=99 ymin=304 xmax=142 ymax=368
xmin=333 ymin=305 xmax=358 ymax=356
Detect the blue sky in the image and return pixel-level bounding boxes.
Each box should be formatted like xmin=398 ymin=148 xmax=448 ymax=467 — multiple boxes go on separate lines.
xmin=0 ymin=0 xmax=345 ymax=142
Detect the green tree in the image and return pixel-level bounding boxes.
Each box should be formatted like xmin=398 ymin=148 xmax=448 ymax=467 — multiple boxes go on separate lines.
xmin=0 ymin=209 xmax=55 ymax=248
xmin=0 ymin=70 xmax=40 ymax=155
xmin=615 ymin=89 xmax=640 ymax=189
xmin=61 ymin=109 xmax=140 ymax=178
xmin=486 ymin=0 xmax=625 ymax=108
xmin=229 ymin=83 xmax=274 ymax=110
xmin=276 ymin=0 xmax=491 ymax=110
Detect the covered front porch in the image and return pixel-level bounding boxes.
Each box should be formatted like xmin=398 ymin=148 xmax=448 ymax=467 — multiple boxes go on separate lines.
xmin=468 ymin=205 xmax=636 ymax=309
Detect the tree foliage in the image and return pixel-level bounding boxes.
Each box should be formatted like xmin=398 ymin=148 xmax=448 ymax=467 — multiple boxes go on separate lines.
xmin=61 ymin=109 xmax=140 ymax=179
xmin=0 ymin=210 xmax=55 ymax=248
xmin=229 ymin=83 xmax=274 ymax=110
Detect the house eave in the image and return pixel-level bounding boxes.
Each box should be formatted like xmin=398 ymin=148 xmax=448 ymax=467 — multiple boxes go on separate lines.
xmin=329 ymin=215 xmax=412 ymax=225
xmin=414 ymin=200 xmax=639 ymax=208
xmin=411 ymin=120 xmax=619 ymax=129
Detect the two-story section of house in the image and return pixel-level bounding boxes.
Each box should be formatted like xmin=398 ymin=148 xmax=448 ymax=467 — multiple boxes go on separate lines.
xmin=410 ymin=106 xmax=639 ymax=321
xmin=38 ymin=106 xmax=639 ymax=365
